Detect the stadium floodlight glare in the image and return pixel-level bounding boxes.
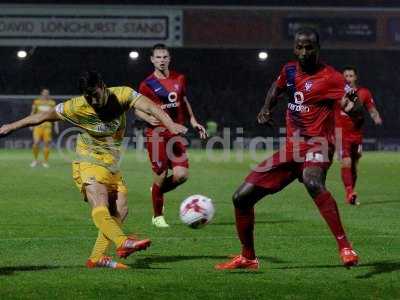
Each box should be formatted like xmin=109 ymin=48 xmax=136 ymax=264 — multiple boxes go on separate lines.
xmin=129 ymin=51 xmax=139 ymax=60
xmin=17 ymin=50 xmax=28 ymax=59
xmin=258 ymin=51 xmax=268 ymax=61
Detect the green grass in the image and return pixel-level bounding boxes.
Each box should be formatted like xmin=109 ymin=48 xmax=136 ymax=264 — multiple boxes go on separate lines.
xmin=0 ymin=149 xmax=399 ymax=299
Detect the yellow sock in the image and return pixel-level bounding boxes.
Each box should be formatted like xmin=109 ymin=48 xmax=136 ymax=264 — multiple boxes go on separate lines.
xmin=88 ymin=216 xmax=123 ymax=262
xmin=32 ymin=144 xmax=39 ymax=160
xmin=89 ymin=231 xmax=111 ymax=262
xmin=91 ymin=206 xmax=127 ymax=247
xmin=44 ymin=146 xmax=50 ymax=162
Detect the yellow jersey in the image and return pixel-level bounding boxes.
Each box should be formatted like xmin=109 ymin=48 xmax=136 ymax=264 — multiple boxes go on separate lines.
xmin=32 ymin=98 xmax=56 ymax=129
xmin=55 ymin=86 xmax=144 ymax=172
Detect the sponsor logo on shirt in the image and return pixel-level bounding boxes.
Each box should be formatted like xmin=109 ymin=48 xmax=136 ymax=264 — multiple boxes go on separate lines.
xmin=95 ymin=119 xmax=121 ymax=133
xmin=160 ymin=91 xmax=180 ymax=109
xmin=305 ymin=80 xmax=313 ymax=92
xmin=168 ymin=92 xmax=178 ymax=102
xmin=288 ymin=91 xmax=310 ymax=113
xmin=161 ymin=102 xmax=180 ymax=109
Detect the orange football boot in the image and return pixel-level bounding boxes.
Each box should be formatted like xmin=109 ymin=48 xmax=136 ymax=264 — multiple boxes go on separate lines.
xmin=340 ymin=247 xmax=359 ymax=267
xmin=86 ymin=256 xmax=128 ymax=269
xmin=116 ymin=237 xmax=151 ymax=259
xmin=215 ymin=255 xmax=259 ymax=270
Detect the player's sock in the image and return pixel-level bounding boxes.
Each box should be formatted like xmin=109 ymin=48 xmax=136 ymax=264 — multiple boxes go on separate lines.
xmin=235 ymin=207 xmax=256 ymax=259
xmin=89 ymin=231 xmax=111 ymax=262
xmin=152 ymin=183 xmax=164 ymax=217
xmin=314 ymin=191 xmax=351 ymax=250
xmin=32 ymin=144 xmax=39 ymax=160
xmin=160 ymin=175 xmax=181 ymax=193
xmin=91 ymin=206 xmax=127 ymax=247
xmin=89 ymin=216 xmax=122 ymax=262
xmin=44 ymin=146 xmax=50 ymax=162
xmin=341 ymin=167 xmax=353 ymax=193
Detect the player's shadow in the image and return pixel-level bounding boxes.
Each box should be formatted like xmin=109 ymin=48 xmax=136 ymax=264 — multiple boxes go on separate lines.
xmin=360 ymin=200 xmax=399 ymax=206
xmin=356 ymin=261 xmax=400 ymax=279
xmin=212 ymin=220 xmax=299 ymax=226
xmin=273 ymin=264 xmax=343 ymax=270
xmin=0 ymin=265 xmax=59 ymax=276
xmin=129 ymin=255 xmax=285 ymax=269
xmin=273 ymin=260 xmax=400 ymax=278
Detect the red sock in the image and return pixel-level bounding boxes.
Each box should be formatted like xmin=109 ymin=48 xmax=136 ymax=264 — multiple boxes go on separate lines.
xmin=160 ymin=175 xmax=181 ymax=193
xmin=235 ymin=207 xmax=256 ymax=259
xmin=152 ymin=183 xmax=164 ymax=217
xmin=341 ymin=167 xmax=353 ymax=193
xmin=314 ymin=191 xmax=351 ymax=250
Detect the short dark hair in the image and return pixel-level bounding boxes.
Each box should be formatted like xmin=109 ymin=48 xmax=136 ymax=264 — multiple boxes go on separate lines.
xmin=151 ymin=43 xmax=169 ymax=56
xmin=78 ymin=71 xmax=104 ymax=94
xmin=342 ymin=65 xmax=358 ymax=75
xmin=295 ymin=27 xmax=320 ymax=45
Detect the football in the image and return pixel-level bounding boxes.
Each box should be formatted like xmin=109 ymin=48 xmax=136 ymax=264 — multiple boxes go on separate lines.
xmin=179 ymin=195 xmax=215 ymax=229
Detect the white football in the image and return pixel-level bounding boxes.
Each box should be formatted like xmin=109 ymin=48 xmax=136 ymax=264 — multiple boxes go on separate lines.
xmin=179 ymin=195 xmax=215 ymax=229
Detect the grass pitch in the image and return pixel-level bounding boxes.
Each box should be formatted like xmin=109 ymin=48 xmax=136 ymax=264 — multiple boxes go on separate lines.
xmin=0 ymin=149 xmax=399 ymax=299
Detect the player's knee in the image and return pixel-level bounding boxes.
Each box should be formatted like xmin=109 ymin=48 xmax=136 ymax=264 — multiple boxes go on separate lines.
xmin=174 ymin=169 xmax=188 ymax=184
xmin=119 ymin=206 xmax=129 ymax=222
xmin=232 ymin=191 xmax=242 ymax=208
xmin=85 ymin=184 xmax=109 ymax=207
xmin=232 ymin=191 xmax=251 ymax=209
xmin=304 ymin=178 xmax=324 ymax=198
xmin=153 ymin=171 xmax=167 ymax=186
xmin=341 ymin=158 xmax=352 ymax=168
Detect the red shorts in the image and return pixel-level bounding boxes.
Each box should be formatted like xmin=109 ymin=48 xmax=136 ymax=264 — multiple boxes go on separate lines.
xmin=337 ymin=129 xmax=362 ymax=160
xmin=145 ymin=128 xmax=189 ymax=175
xmin=339 ymin=138 xmax=362 ymax=160
xmin=245 ymin=141 xmax=334 ymax=192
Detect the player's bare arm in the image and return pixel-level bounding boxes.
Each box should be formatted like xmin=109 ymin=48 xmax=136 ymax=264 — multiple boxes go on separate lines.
xmin=29 ymin=103 xmax=36 ymax=131
xmin=134 ymin=95 xmax=187 ymax=135
xmin=134 ymin=109 xmax=161 ymax=126
xmin=183 ymin=96 xmax=207 ymax=139
xmin=0 ymin=108 xmax=61 ymax=136
xmin=369 ymin=107 xmax=383 ymax=125
xmin=257 ymin=81 xmax=285 ymax=125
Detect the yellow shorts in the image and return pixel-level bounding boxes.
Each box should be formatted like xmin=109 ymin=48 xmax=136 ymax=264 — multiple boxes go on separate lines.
xmin=33 ymin=127 xmax=52 ymax=143
xmin=72 ymin=162 xmax=128 ymax=196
